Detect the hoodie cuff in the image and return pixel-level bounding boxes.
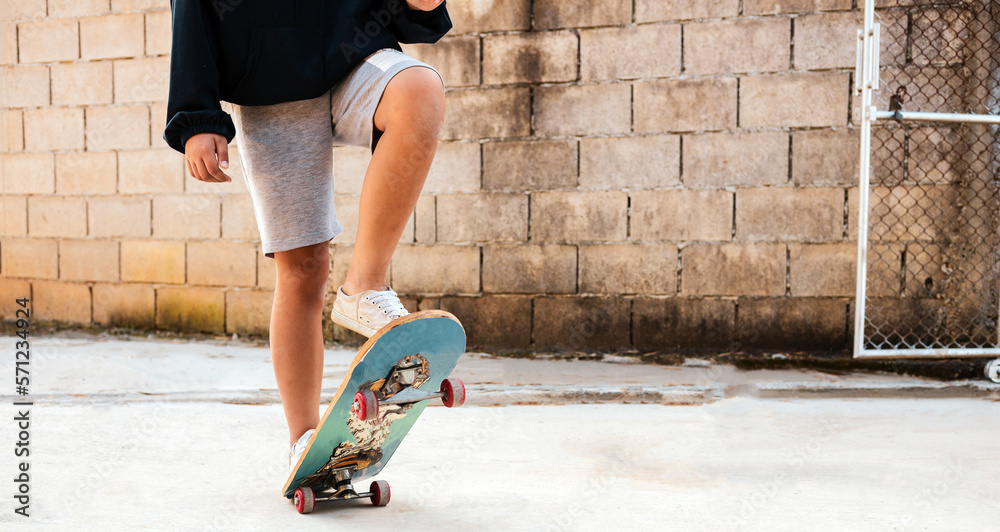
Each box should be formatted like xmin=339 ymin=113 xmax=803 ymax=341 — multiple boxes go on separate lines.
xmin=163 ymin=109 xmax=236 ymax=154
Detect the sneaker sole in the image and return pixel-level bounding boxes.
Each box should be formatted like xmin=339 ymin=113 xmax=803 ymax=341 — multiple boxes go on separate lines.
xmin=330 ymin=307 xmax=377 ymax=337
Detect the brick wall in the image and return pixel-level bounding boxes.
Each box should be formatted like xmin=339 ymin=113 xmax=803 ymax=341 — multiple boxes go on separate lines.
xmin=2 ymin=1 xmax=868 ymax=352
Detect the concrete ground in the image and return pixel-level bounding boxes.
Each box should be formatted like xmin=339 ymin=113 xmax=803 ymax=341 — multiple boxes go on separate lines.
xmin=1 ymin=333 xmax=998 ymax=530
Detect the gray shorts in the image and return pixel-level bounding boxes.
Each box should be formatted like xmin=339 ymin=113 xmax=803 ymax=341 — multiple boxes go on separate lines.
xmin=228 ymin=48 xmax=441 ymax=258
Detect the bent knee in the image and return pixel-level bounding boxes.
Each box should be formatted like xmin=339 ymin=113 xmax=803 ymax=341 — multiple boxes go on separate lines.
xmin=382 ymin=67 xmax=446 ymax=128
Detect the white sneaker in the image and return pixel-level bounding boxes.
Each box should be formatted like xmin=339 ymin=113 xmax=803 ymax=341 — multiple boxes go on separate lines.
xmin=288 ymin=428 xmax=315 ymax=474
xmin=330 ymin=285 xmax=409 ymax=337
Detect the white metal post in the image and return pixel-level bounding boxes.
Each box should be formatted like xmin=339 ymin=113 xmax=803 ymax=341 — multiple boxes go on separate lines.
xmin=853 ymin=1 xmax=877 ymax=357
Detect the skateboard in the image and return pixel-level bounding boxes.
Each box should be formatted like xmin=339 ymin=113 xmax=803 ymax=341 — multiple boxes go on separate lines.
xmin=283 ymin=310 xmax=467 ymax=514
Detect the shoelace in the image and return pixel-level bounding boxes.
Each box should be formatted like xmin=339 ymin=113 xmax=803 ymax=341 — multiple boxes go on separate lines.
xmin=366 ymin=289 xmax=408 ymax=320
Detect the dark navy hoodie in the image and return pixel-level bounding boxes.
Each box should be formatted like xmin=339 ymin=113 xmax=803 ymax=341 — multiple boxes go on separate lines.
xmin=163 ymin=0 xmax=451 ymax=153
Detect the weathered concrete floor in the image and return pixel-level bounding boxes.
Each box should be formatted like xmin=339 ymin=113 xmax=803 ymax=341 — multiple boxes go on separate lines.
xmin=0 ymin=335 xmax=997 ymax=530
xmin=12 ymin=335 xmax=999 ymax=404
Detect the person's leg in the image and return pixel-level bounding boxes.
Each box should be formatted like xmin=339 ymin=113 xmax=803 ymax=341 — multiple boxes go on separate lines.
xmin=341 ymin=66 xmax=445 ymax=296
xmin=270 ymin=241 xmax=330 ymax=446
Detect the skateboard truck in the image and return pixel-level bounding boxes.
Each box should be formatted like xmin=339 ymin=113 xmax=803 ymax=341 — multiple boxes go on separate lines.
xmin=352 ymin=358 xmax=466 ymax=421
xmin=293 ymin=469 xmax=390 ymax=513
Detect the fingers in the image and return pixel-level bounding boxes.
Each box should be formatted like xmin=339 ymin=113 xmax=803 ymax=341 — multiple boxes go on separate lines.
xmin=188 ymin=156 xmax=213 ymax=182
xmin=185 ymin=135 xmax=232 ymax=183
xmin=191 ymin=157 xmax=215 ymax=183
xmin=215 ymin=135 xmax=230 ymax=171
xmin=204 ymin=152 xmax=232 ymax=182
xmin=193 ymin=154 xmax=231 ymax=183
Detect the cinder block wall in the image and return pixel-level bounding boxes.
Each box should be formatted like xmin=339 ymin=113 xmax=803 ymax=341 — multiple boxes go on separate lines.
xmin=1 ymin=0 xmax=868 ymax=352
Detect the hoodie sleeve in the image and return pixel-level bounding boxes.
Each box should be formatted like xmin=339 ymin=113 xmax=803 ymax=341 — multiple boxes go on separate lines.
xmin=163 ymin=0 xmax=236 ymax=154
xmin=388 ymin=1 xmax=452 ymax=44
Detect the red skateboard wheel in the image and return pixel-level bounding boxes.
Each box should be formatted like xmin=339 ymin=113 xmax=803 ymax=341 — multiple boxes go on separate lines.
xmin=354 ymin=389 xmax=378 ymax=421
xmin=370 ymin=480 xmax=390 ymax=506
xmin=294 ymin=486 xmax=315 ymax=514
xmin=440 ymin=378 xmax=466 ymax=408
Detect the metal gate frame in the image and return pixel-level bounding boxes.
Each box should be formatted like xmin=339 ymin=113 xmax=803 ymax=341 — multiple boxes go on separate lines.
xmin=853 ymin=0 xmax=1000 ymax=364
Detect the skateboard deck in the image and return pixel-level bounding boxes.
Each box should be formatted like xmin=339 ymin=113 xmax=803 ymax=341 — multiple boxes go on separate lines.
xmin=283 ymin=310 xmax=466 ymax=511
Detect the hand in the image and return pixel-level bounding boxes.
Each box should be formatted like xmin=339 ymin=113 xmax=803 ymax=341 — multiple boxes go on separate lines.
xmin=185 ymin=133 xmax=232 ymax=183
xmin=405 ymin=0 xmax=443 ymax=11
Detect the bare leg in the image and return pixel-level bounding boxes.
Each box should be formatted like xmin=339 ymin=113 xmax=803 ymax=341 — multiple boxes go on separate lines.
xmin=341 ymin=67 xmax=446 ymax=295
xmin=270 ymin=242 xmax=330 ymax=446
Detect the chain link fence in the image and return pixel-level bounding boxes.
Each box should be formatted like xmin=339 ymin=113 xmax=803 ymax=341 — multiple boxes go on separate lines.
xmin=862 ymin=1 xmax=1000 ymax=351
